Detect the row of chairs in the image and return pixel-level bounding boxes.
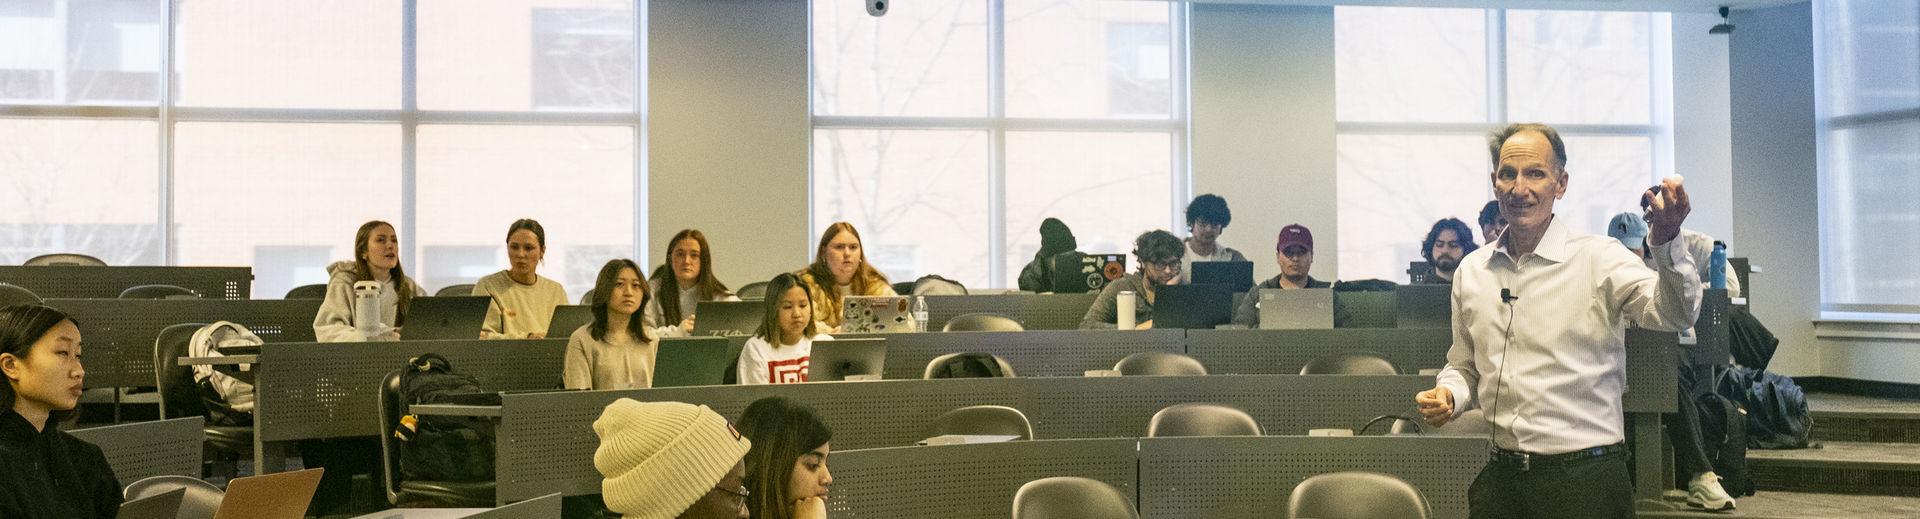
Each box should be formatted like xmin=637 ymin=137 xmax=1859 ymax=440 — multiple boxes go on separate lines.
xmin=0 ymin=282 xmax=203 ymax=304
xmin=925 ymin=349 xmax=1403 ymax=379
xmin=1013 ymin=471 xmax=1433 ymax=519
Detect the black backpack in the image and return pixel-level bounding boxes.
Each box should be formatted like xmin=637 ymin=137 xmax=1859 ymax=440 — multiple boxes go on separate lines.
xmin=1693 ymin=390 xmax=1755 ymax=497
xmin=1719 ymin=367 xmax=1814 ymax=449
xmin=393 ymin=353 xmax=501 ymax=481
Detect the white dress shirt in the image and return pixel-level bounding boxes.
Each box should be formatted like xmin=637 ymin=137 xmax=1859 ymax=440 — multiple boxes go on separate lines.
xmin=1436 ymin=216 xmax=1701 ymax=455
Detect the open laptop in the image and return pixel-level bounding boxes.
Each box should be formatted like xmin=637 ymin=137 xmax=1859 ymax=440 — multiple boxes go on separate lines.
xmin=1394 ymin=284 xmax=1452 ymax=329
xmin=1257 ymin=288 xmax=1336 ymax=330
xmin=546 ymin=305 xmax=594 ymax=338
xmin=403 ymin=296 xmax=491 ymax=340
xmin=215 ymin=467 xmax=324 ymax=519
xmin=690 ymin=301 xmax=762 ymax=337
xmin=1190 ymin=261 xmax=1254 ymax=293
xmin=1154 ymin=284 xmax=1234 ymax=329
xmin=1050 ymin=253 xmax=1127 ymax=294
xmin=116 ymin=488 xmax=186 ymax=519
xmin=653 ymin=337 xmax=744 ymax=387
xmin=841 ymin=295 xmax=914 ymax=333
xmin=807 ymin=338 xmax=888 ymax=382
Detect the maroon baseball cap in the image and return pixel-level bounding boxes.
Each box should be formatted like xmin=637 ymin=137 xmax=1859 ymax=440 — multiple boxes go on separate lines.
xmin=1276 ymin=224 xmax=1313 ymax=252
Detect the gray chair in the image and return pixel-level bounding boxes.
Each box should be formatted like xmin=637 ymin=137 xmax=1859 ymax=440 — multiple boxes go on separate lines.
xmin=923 ymin=352 xmax=1017 ymax=379
xmin=284 ymin=283 xmax=328 ymax=299
xmin=123 ymin=475 xmax=224 ymax=519
xmin=153 ymin=322 xmax=253 ymax=468
xmin=24 ymin=253 xmax=106 ymax=266
xmin=436 ymin=284 xmax=476 ymax=297
xmin=911 ymin=275 xmax=967 ymax=296
xmin=892 ymin=281 xmax=917 ymax=295
xmin=1147 ymin=403 xmax=1262 ymax=437
xmin=1299 ymin=352 xmax=1400 ymax=375
xmin=578 ymin=288 xmax=596 ymax=305
xmin=1113 ymin=351 xmax=1208 ymax=376
xmin=1286 ymin=471 xmax=1432 ymax=519
xmin=379 ymin=370 xmax=495 ymax=506
xmin=120 ymin=284 xmax=200 ymax=299
xmin=926 ymin=405 xmax=1034 ymax=441
xmin=0 ymin=283 xmax=40 ymax=307
xmin=1013 ymin=476 xmax=1138 ymax=519
xmin=942 ymin=313 xmax=1024 ymax=332
xmin=736 ymin=281 xmax=769 ymax=300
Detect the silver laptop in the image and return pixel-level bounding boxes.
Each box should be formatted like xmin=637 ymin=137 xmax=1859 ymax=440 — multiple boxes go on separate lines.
xmin=1257 ymin=288 xmax=1336 ymax=330
xmin=841 ymin=295 xmax=915 ymax=333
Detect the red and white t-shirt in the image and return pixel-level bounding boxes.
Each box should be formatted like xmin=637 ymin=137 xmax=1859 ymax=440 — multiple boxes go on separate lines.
xmin=736 ymin=334 xmax=833 ymax=385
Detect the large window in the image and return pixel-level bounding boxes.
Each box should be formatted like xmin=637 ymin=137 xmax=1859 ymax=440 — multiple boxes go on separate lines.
xmin=811 ymin=0 xmax=1187 ymax=289
xmin=1816 ymin=1 xmax=1920 ymax=313
xmin=2 ymin=0 xmax=642 ymax=299
xmin=1334 ymin=7 xmax=1672 ymax=283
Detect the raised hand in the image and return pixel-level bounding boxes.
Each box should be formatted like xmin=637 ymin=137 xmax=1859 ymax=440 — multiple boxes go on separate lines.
xmin=1643 ymin=176 xmax=1691 ymax=246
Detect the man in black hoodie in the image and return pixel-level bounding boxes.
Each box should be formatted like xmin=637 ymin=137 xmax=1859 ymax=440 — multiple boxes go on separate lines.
xmin=1017 ymin=218 xmax=1077 ymax=292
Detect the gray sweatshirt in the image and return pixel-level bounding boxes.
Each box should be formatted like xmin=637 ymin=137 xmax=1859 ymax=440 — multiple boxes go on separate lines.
xmin=312 ymin=261 xmax=426 ymax=342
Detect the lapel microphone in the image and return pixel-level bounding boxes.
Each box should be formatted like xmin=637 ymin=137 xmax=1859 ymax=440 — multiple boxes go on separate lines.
xmin=1501 ymin=288 xmax=1519 ymax=303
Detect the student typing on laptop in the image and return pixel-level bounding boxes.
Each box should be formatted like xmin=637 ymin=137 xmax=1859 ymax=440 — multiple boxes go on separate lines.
xmin=1079 ymin=230 xmax=1184 ymax=330
xmin=1231 ymin=224 xmax=1351 ymax=327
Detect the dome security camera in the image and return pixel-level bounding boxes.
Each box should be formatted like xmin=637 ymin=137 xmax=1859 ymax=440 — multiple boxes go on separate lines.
xmin=867 ymin=0 xmax=887 ymax=17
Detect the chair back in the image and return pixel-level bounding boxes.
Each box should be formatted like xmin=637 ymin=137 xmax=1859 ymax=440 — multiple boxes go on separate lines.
xmin=891 ymin=281 xmax=917 ymax=296
xmin=1113 ymin=351 xmax=1208 ymax=376
xmin=1147 ymin=403 xmax=1262 ymax=437
xmin=942 ymin=313 xmax=1024 ymax=332
xmin=1286 ymin=471 xmax=1432 ymax=519
xmin=0 ymin=283 xmax=40 ymax=307
xmin=736 ymin=282 xmax=769 ymax=300
xmin=120 ymin=284 xmax=200 ymax=300
xmin=437 ymin=284 xmax=476 ymax=297
xmin=1012 ymin=476 xmax=1138 ymax=519
xmin=927 ymin=405 xmax=1035 ymax=441
xmin=154 ymin=322 xmax=210 ymax=419
xmin=912 ymin=275 xmax=968 ymax=296
xmin=577 ymin=288 xmax=596 ymax=305
xmin=1299 ymin=352 xmax=1400 ymax=375
xmin=284 ymin=283 xmax=328 ymax=299
xmin=25 ymin=253 xmax=106 ymax=266
xmin=123 ymin=475 xmax=224 ymax=519
xmin=377 ymin=369 xmax=407 ymax=505
xmin=923 ymin=352 xmax=1017 ymax=379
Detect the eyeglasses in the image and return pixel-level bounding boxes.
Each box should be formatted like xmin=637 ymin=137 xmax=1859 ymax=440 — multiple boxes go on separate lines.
xmin=1143 ymin=261 xmax=1182 ymax=273
xmin=713 ymin=484 xmax=750 ymax=510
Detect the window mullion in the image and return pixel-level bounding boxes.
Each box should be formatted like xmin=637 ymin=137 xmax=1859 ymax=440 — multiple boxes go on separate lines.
xmin=400 ymin=0 xmax=420 ymax=270
xmin=161 ymin=0 xmax=177 ymax=265
xmin=988 ymin=0 xmax=1007 ymax=287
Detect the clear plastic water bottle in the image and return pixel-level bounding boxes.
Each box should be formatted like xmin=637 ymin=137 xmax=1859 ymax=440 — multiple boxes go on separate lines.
xmin=1709 ymin=241 xmax=1728 ymax=290
xmin=912 ymin=295 xmax=930 ymax=332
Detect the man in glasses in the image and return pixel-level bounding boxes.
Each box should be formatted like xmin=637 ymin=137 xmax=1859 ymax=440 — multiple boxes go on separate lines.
xmin=1231 ymin=224 xmax=1350 ymax=327
xmin=1080 ymin=229 xmax=1185 ymax=329
xmin=594 ymin=398 xmax=753 ymax=519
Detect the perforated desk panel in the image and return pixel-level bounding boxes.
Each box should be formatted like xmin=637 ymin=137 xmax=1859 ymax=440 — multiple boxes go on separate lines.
xmin=828 ymin=439 xmax=1139 ymax=519
xmin=0 ymin=266 xmax=251 ymax=300
xmin=1138 ymin=436 xmax=1486 ymax=519
xmin=842 ymin=328 xmax=1185 ymax=379
xmin=254 ymin=339 xmax=565 ymax=442
xmin=922 ymin=293 xmax=1098 ymax=331
xmin=46 ymin=298 xmax=322 ymax=388
xmin=69 ymin=417 xmax=205 ymax=489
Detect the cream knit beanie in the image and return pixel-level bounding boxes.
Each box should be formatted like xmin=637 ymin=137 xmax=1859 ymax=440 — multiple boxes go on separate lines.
xmin=593 ymin=399 xmax=752 ymax=518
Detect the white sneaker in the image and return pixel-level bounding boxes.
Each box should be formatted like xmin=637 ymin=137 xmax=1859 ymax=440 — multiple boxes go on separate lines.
xmin=1687 ymin=472 xmax=1737 ymax=511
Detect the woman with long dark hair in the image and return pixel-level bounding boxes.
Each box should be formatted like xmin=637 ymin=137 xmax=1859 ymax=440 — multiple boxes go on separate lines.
xmin=563 ymin=259 xmax=658 ymax=390
xmin=737 ymin=396 xmax=833 ymax=519
xmin=645 ymin=229 xmax=738 ymax=338
xmin=0 ymin=304 xmax=121 ymax=518
xmin=736 ymin=273 xmax=832 ymax=385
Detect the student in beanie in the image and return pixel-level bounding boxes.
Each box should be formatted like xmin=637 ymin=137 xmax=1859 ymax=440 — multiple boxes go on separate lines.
xmin=594 ymin=399 xmax=752 ymax=519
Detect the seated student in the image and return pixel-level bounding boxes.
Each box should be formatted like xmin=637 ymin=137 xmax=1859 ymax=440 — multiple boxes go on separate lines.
xmin=645 ymin=229 xmax=740 ymax=338
xmin=1232 ymin=224 xmax=1350 ymax=327
xmin=1016 ymin=218 xmax=1078 ymax=293
xmin=474 ymin=219 xmax=569 ymax=339
xmin=565 ymin=259 xmax=659 ymax=390
xmin=1180 ymin=194 xmax=1249 ymax=284
xmin=1079 ymin=230 xmax=1184 ymax=330
xmin=1609 ymin=206 xmax=1743 ymax=299
xmin=313 ymin=220 xmax=426 ymax=342
xmin=594 ymin=398 xmax=752 ymax=519
xmin=1478 ymin=200 xmax=1507 ymax=244
xmin=796 ymin=222 xmax=896 ymax=331
xmin=0 ymin=304 xmax=120 ymax=519
xmin=738 ymin=274 xmax=834 ymax=385
xmin=1421 ymin=217 xmax=1478 ymax=284
xmin=737 ymin=396 xmax=833 ymax=519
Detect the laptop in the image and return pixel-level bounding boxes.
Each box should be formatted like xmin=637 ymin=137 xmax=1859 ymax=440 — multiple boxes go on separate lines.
xmin=1050 ymin=252 xmax=1127 ymax=294
xmin=1394 ymin=284 xmax=1452 ymax=329
xmin=653 ymin=337 xmax=744 ymax=387
xmin=1154 ymin=284 xmax=1234 ymax=329
xmin=546 ymin=305 xmax=594 ymax=338
xmin=116 ymin=488 xmax=186 ymax=519
xmin=214 ymin=467 xmax=325 ymax=519
xmin=807 ymin=338 xmax=888 ymax=382
xmin=403 ymin=296 xmax=491 ymax=340
xmin=841 ymin=295 xmax=914 ymax=333
xmin=1256 ymin=288 xmax=1336 ymax=330
xmin=690 ymin=301 xmax=762 ymax=337
xmin=1190 ymin=261 xmax=1254 ymax=293
xmin=1406 ymin=261 xmax=1437 ymax=285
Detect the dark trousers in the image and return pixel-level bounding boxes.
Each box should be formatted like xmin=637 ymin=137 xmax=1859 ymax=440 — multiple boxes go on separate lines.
xmin=1668 ymin=355 xmax=1715 ymax=481
xmin=300 ymin=437 xmax=380 ymax=515
xmin=1467 ymin=451 xmax=1634 ymax=519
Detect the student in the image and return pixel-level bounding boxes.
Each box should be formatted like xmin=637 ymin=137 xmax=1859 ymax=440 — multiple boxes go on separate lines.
xmin=474 ymin=219 xmax=569 ymax=339
xmin=1478 ymin=200 xmax=1507 ymax=244
xmin=313 ymin=220 xmax=426 ymax=342
xmin=564 ymin=259 xmax=659 ymax=390
xmin=796 ymin=222 xmax=895 ymax=331
xmin=1231 ymin=224 xmax=1351 ymax=327
xmin=1421 ymin=218 xmax=1479 ymax=284
xmin=738 ymin=274 xmax=834 ymax=385
xmin=644 ymin=229 xmax=740 ymax=338
xmin=737 ymin=396 xmax=833 ymax=519
xmin=1015 ymin=218 xmax=1077 ymax=292
xmin=1079 ymin=230 xmax=1184 ymax=330
xmin=594 ymin=398 xmax=752 ymax=519
xmin=0 ymin=304 xmax=121 ymax=519
xmin=1180 ymin=194 xmax=1248 ymax=284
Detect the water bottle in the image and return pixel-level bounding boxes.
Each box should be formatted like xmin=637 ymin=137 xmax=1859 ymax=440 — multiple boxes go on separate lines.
xmin=1709 ymin=241 xmax=1728 ymax=290
xmin=1117 ymin=291 xmax=1137 ymax=329
xmin=911 ymin=295 xmax=929 ymax=332
xmin=353 ymin=281 xmax=383 ymax=341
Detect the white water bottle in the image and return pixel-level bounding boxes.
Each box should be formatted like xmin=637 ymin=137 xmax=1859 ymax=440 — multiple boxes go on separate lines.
xmin=353 ymin=281 xmax=383 ymax=341
xmin=1117 ymin=290 xmax=1137 ymax=329
xmin=911 ymin=295 xmax=929 ymax=332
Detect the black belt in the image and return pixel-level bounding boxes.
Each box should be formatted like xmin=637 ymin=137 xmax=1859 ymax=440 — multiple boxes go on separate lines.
xmin=1488 ymin=442 xmax=1626 ymax=472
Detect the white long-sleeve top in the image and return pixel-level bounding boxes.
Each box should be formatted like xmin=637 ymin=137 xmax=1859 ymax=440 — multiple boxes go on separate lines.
xmin=1436 ymin=216 xmax=1701 ymax=455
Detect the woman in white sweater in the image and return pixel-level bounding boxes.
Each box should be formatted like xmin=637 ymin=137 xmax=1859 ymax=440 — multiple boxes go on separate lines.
xmin=737 ymin=273 xmax=833 ymax=385
xmin=563 ymin=259 xmax=659 ymax=390
xmin=312 ymin=221 xmax=426 ymax=342
xmin=473 ymin=219 xmax=569 ymax=339
xmin=644 ymin=229 xmax=739 ymax=338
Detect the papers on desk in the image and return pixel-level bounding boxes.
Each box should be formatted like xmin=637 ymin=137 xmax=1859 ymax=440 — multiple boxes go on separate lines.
xmin=918 ymin=434 xmax=1022 ymax=446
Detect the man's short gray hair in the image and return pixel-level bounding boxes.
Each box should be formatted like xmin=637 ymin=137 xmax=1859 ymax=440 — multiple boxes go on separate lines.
xmin=1488 ymin=123 xmax=1568 ymax=170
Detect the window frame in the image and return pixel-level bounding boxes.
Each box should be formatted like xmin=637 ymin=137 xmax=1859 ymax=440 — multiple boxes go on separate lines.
xmin=1813 ymin=0 xmax=1920 ymax=316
